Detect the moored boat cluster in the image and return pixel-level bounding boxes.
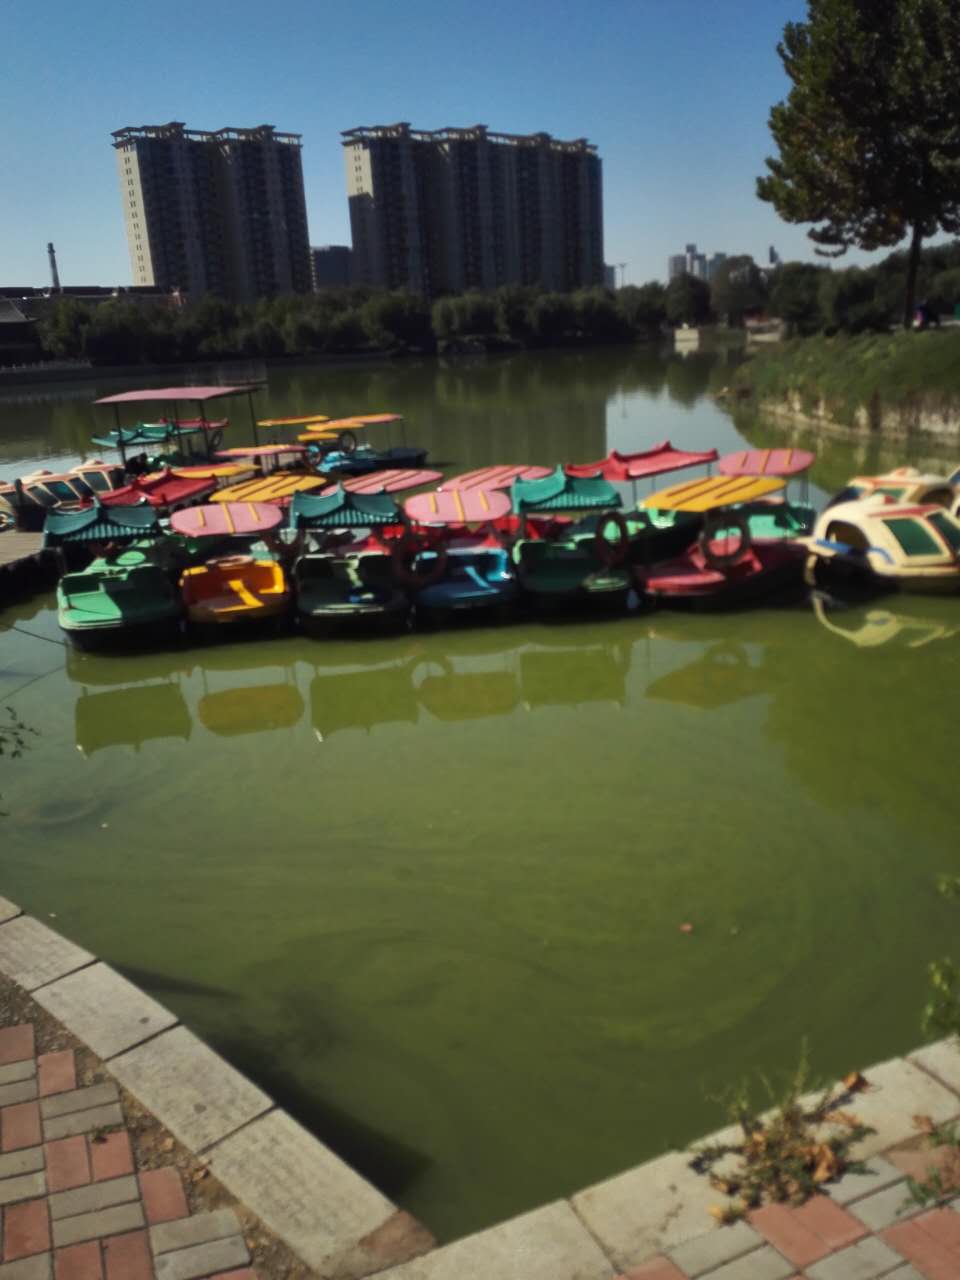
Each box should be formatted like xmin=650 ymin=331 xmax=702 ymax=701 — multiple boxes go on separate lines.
xmin=4 ymin=386 xmax=960 ymax=651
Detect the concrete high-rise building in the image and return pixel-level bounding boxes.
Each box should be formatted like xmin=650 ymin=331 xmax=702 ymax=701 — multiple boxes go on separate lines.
xmin=113 ymin=122 xmax=311 ymax=302
xmin=342 ymin=123 xmax=603 ymax=296
xmin=668 ymin=243 xmax=708 ymax=281
xmin=310 ymin=245 xmax=353 ymax=289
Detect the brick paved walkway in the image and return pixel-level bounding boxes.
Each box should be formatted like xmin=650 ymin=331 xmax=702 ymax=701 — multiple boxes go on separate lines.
xmin=617 ymin=1154 xmax=960 ymax=1280
xmin=0 ymin=1022 xmax=257 ymax=1280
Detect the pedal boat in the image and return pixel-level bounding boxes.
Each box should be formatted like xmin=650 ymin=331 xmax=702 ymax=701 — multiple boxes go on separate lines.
xmin=509 ymin=468 xmax=632 ymax=610
xmin=803 ymin=495 xmax=960 ymax=594
xmin=636 ymin=474 xmax=807 ymax=609
xmin=172 ymin=502 xmax=291 ymax=629
xmin=826 ymin=466 xmax=959 ymax=518
xmin=57 ymin=547 xmax=183 ymax=649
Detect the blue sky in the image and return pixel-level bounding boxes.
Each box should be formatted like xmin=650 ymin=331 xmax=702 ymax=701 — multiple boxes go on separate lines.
xmin=1 ymin=0 xmax=883 ymax=288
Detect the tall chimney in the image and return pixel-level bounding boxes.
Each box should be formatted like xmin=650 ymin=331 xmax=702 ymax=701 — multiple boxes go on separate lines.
xmin=47 ymin=242 xmax=61 ymax=291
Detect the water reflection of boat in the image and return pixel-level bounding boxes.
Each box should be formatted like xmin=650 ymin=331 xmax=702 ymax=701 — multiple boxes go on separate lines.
xmin=310 ymin=659 xmax=418 ymax=740
xmin=74 ymin=683 xmax=191 ymax=756
xmin=811 ymin=594 xmax=960 ymax=648
xmin=198 ymin=682 xmax=303 ymax=735
xmin=645 ymin=643 xmax=767 ymax=709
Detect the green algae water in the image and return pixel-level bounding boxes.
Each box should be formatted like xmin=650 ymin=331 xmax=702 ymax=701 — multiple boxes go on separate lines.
xmin=2 ymin=347 xmax=960 ymax=1240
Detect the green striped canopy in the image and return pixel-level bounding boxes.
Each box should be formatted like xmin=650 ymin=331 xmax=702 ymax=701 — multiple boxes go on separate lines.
xmin=511 ymin=466 xmax=621 ymax=513
xmin=44 ymin=504 xmax=161 ymax=546
xmin=288 ymin=486 xmax=400 ymax=530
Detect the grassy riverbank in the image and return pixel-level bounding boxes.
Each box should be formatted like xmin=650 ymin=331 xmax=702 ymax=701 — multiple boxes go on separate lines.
xmin=732 ymin=329 xmax=960 ymax=435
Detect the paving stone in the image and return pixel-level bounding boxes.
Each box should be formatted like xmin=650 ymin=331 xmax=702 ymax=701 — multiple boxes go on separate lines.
xmin=42 ymin=1105 xmax=123 ymax=1144
xmin=806 ymin=1236 xmax=904 ymax=1279
xmin=209 ymin=1272 xmax=257 ymax=1280
xmin=48 ymin=1175 xmax=139 ymax=1222
xmin=0 ymin=1256 xmax=52 ymax=1280
xmin=0 ymin=899 xmax=21 ymax=925
xmin=0 ymin=922 xmax=93 ymax=994
xmin=840 ymin=1056 xmax=960 ymax=1157
xmin=886 ymin=1140 xmax=958 ymax=1183
xmin=828 ymin=1155 xmax=905 ymax=1205
xmin=792 ymin=1195 xmax=867 ymax=1250
xmin=908 ymin=1039 xmax=960 ymax=1096
xmin=619 ymin=1262 xmax=686 ymax=1280
xmin=208 ymin=1109 xmax=405 ymax=1274
xmin=40 ymin=1087 xmax=118 ymax=1123
xmin=110 ymin=1027 xmax=269 ymax=1153
xmin=138 ymin=1169 xmax=187 ymax=1225
xmin=695 ymin=1245 xmax=794 ymax=1280
xmin=0 ymin=1030 xmax=34 ymax=1069
xmin=3 ymin=1104 xmax=42 ymax=1152
xmin=102 ymin=1229 xmax=151 ymax=1280
xmin=51 ymin=1202 xmax=145 ymax=1249
xmin=0 ymin=1176 xmax=46 ymax=1208
xmin=848 ymin=1180 xmax=923 ymax=1231
xmin=0 ymin=1149 xmax=43 ymax=1181
xmin=36 ymin=1056 xmax=74 ymax=1101
xmin=44 ymin=1139 xmax=89 ymax=1194
xmin=571 ymin=1150 xmax=721 ymax=1269
xmin=913 ymin=1206 xmax=960 ymax=1252
xmin=667 ymin=1220 xmax=763 ymax=1275
xmin=34 ymin=965 xmax=176 ymax=1061
xmin=0 ymin=1087 xmax=37 ymax=1112
xmin=362 ymin=1200 xmax=611 ymax=1280
xmin=88 ymin=1133 xmax=131 ymax=1184
xmin=749 ymin=1204 xmax=833 ymax=1268
xmin=882 ymin=1217 xmax=960 ymax=1277
xmin=883 ymin=1267 xmax=926 ymax=1280
xmin=4 ymin=1199 xmax=51 ymax=1260
xmin=149 ymin=1209 xmax=240 ymax=1255
xmin=152 ymin=1237 xmax=249 ymax=1280
xmin=0 ymin=1066 xmax=35 ymax=1090
xmin=53 ymin=1240 xmax=103 ymax=1280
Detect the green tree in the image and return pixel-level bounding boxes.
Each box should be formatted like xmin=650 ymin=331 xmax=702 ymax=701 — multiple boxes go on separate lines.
xmin=573 ymin=288 xmax=633 ymax=341
xmin=617 ymin=282 xmax=667 ymax=333
xmin=709 ymin=256 xmax=768 ymax=326
xmin=665 ymin=273 xmax=711 ymax=326
xmin=768 ymin=262 xmax=826 ymax=333
xmin=758 ymin=0 xmax=960 ymax=328
xmin=528 ymin=292 xmax=576 ymax=341
xmin=818 ymin=266 xmax=891 ymax=332
xmin=37 ymin=299 xmax=91 ymax=359
xmin=361 ymin=292 xmax=433 ymax=349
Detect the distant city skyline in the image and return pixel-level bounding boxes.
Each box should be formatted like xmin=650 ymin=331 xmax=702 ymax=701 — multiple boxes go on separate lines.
xmin=0 ymin=0 xmax=919 ymax=291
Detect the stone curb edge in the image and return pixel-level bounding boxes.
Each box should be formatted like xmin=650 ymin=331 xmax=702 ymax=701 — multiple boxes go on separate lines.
xmin=0 ymin=899 xmax=435 ymax=1277
xmin=3 ymin=894 xmax=959 ymax=1280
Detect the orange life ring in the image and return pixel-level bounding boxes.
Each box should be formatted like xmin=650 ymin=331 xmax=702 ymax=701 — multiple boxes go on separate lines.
xmin=699 ymin=513 xmax=751 ymax=569
xmin=593 ymin=512 xmax=630 ymax=566
xmin=391 ymin=533 xmax=447 ymax=588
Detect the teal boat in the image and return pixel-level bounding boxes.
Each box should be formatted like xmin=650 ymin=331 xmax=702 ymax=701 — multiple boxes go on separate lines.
xmin=57 ymin=546 xmax=184 ymax=649
xmin=294 ymin=552 xmax=408 ymax=635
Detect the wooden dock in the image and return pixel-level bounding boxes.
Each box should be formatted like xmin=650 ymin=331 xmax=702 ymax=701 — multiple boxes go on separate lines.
xmin=0 ymin=531 xmax=57 ymax=605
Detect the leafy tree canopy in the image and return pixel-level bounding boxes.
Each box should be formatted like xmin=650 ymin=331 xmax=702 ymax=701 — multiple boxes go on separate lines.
xmin=666 ymin=273 xmax=712 ymax=326
xmin=758 ymin=0 xmax=960 ymax=325
xmin=709 ymin=256 xmax=768 ymax=325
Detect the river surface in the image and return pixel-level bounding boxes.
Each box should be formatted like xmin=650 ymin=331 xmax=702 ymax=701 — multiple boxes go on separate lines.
xmin=1 ymin=346 xmax=959 ymax=1240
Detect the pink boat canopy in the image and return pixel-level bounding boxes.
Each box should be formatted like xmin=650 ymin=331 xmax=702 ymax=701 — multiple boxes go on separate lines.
xmin=719 ymin=448 xmax=816 ymax=477
xmin=343 ymin=469 xmax=443 ymax=494
xmin=440 ymin=465 xmax=552 ymax=491
xmin=566 ymin=441 xmax=718 ymax=482
xmin=405 ymin=488 xmax=512 ymax=524
xmin=170 ymin=502 xmax=283 ymax=538
xmin=94 ymin=385 xmax=262 ymax=405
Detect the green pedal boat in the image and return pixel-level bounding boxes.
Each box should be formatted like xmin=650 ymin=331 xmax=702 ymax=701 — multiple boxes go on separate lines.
xmin=57 ymin=547 xmax=183 ymax=649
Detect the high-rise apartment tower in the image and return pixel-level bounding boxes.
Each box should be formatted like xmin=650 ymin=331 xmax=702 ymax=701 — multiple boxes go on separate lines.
xmin=113 ymin=122 xmax=311 ymax=301
xmin=343 ymin=123 xmax=603 ymax=295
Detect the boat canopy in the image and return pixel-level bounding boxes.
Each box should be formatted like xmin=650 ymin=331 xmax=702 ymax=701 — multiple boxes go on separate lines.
xmin=440 ymin=465 xmax=551 ymax=491
xmin=567 ymin=442 xmax=718 ymax=481
xmin=99 ymin=472 xmax=216 ymax=508
xmin=212 ymin=474 xmax=325 ymax=506
xmin=215 ymin=445 xmax=307 ymax=459
xmin=288 ymin=486 xmax=400 ymax=529
xmin=94 ymin=385 xmax=261 ymax=405
xmin=257 ymin=415 xmax=328 ymax=428
xmin=405 ymin=488 xmax=512 ymax=524
xmin=44 ymin=504 xmax=162 ymax=545
xmin=172 ymin=464 xmax=251 ymax=480
xmin=511 ymin=466 xmax=622 ymax=513
xmin=343 ymin=469 xmax=443 ymax=494
xmin=170 ymin=501 xmax=283 ymax=538
xmin=643 ymin=474 xmax=785 ymax=512
xmin=349 ymin=413 xmax=403 ymax=424
xmin=719 ymin=448 xmax=815 ymax=477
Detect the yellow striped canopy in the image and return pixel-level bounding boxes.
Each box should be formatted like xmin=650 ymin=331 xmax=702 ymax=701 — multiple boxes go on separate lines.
xmin=642 ymin=474 xmax=786 ymax=512
xmin=172 ymin=464 xmax=251 ymax=480
xmin=212 ymin=474 xmax=326 ymax=504
xmin=257 ymin=415 xmax=329 ymax=427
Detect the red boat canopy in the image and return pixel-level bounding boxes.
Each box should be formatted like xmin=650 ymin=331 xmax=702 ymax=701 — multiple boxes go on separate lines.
xmin=99 ymin=472 xmax=216 ymax=508
xmin=94 ymin=385 xmax=262 ymax=405
xmin=719 ymin=448 xmax=815 ymax=477
xmin=343 ymin=469 xmax=443 ymax=494
xmin=440 ymin=465 xmax=552 ymax=491
xmin=405 ymin=488 xmax=511 ymax=524
xmin=566 ymin=441 xmax=718 ymax=481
